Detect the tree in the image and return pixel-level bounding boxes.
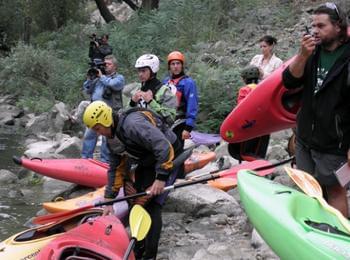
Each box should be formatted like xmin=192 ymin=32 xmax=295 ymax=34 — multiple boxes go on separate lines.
xmin=95 ymin=0 xmax=160 ymax=23
xmin=95 ymin=0 xmax=116 ymax=23
xmin=141 ymin=0 xmax=159 ymax=10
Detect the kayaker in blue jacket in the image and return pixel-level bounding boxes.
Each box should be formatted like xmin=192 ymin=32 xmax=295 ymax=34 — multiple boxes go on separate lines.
xmin=163 ymin=51 xmax=199 ymax=177
xmin=282 ymin=2 xmax=350 ymax=217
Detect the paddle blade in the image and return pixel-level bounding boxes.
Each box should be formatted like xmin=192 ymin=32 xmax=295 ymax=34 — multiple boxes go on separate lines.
xmin=285 ymin=166 xmax=350 ymax=234
xmin=129 ymin=205 xmax=151 ymax=241
xmin=284 ymin=167 xmax=323 ymax=198
xmin=220 ymin=159 xmax=274 ymax=179
xmin=33 ymin=205 xmax=93 ymax=225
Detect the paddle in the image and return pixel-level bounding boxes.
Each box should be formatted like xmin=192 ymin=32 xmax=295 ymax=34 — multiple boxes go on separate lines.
xmin=284 ymin=167 xmax=350 ymax=233
xmin=33 ymin=169 xmax=229 ymax=225
xmin=123 ymin=205 xmax=151 ymax=260
xmin=189 ymin=157 xmax=294 ymax=180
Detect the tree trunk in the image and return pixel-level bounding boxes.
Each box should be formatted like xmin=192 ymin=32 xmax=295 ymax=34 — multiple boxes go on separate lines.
xmin=123 ymin=0 xmax=139 ymax=11
xmin=141 ymin=0 xmax=159 ymax=10
xmin=23 ymin=16 xmax=32 ymax=44
xmin=95 ymin=0 xmax=116 ymax=23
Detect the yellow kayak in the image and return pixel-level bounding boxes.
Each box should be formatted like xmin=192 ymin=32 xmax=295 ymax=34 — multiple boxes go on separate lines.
xmin=0 ymin=209 xmax=102 ymax=260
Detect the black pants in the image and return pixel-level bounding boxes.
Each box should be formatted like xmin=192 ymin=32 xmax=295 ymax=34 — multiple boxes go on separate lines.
xmin=134 ymin=202 xmax=162 ymax=260
xmin=172 ymin=122 xmax=186 ymax=178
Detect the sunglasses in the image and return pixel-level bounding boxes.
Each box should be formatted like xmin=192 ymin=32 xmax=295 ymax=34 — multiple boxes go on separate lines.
xmin=324 ymin=2 xmax=340 ymax=20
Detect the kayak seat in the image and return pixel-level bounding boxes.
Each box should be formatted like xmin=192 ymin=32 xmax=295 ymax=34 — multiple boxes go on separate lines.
xmin=305 ymin=220 xmax=350 ymax=238
xmin=281 ymin=89 xmax=302 ymax=114
xmin=61 ymin=247 xmax=111 ymax=260
xmin=15 ymin=230 xmax=37 ymax=242
xmin=46 ymin=224 xmax=66 ymax=236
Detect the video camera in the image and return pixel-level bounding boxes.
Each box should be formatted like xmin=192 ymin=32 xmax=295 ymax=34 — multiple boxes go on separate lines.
xmin=87 ymin=58 xmax=106 ymax=80
xmin=89 ymin=33 xmax=102 ymax=47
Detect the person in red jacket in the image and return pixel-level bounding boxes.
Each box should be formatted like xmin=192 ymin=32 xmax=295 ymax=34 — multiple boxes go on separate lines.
xmin=228 ymin=65 xmax=270 ymax=162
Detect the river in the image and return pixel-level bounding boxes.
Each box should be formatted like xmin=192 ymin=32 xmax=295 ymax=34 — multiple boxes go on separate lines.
xmin=0 ymin=127 xmax=43 ymax=240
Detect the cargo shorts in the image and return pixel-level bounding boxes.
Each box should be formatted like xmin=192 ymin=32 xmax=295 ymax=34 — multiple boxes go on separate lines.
xmin=295 ymin=140 xmax=347 ymax=186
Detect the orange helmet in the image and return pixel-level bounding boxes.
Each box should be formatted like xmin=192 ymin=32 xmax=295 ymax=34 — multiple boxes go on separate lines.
xmin=167 ymin=51 xmax=185 ymax=64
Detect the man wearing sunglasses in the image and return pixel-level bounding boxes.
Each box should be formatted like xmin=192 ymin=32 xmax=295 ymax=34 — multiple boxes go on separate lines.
xmin=283 ymin=2 xmax=350 ymax=217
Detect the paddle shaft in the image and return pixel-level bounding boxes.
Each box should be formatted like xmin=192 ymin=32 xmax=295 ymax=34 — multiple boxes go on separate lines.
xmin=94 ymin=146 xmax=196 ymax=207
xmin=33 ymin=169 xmax=223 ymax=224
xmin=123 ymin=238 xmax=136 ymax=260
xmin=96 ymin=173 xmax=222 ymax=207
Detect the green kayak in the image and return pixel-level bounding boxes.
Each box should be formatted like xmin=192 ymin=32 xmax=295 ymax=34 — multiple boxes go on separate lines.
xmin=237 ymin=170 xmax=350 ymax=260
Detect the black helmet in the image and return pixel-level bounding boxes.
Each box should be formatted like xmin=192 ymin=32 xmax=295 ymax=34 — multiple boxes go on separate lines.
xmin=240 ymin=65 xmax=260 ymax=80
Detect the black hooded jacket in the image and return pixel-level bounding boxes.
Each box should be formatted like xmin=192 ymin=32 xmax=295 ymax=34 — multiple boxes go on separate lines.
xmin=282 ymin=41 xmax=350 ymax=155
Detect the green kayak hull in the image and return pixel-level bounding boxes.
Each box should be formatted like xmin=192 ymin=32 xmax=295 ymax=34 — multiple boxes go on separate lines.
xmin=238 ymin=170 xmax=350 ymax=260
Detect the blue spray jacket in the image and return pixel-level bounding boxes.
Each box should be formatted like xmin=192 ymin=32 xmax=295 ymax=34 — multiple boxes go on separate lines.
xmin=163 ymin=75 xmax=199 ymax=131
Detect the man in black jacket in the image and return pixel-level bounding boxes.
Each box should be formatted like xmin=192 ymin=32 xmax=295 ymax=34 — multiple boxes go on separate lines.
xmin=282 ymin=2 xmax=350 ymax=217
xmin=83 ymin=101 xmax=181 ymax=260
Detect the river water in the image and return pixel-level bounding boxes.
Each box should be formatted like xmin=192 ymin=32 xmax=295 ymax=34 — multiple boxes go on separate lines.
xmin=0 ymin=127 xmax=43 ymax=240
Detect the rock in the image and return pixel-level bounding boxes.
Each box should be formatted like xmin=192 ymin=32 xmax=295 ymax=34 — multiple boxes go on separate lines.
xmin=48 ymin=102 xmax=73 ymax=134
xmin=164 ymin=184 xmax=242 ymax=217
xmin=55 ymin=136 xmax=82 ymax=156
xmin=25 ymin=112 xmax=50 ymax=134
xmin=0 ymin=169 xmax=18 ymax=184
xmin=24 ymin=140 xmax=59 ymax=158
xmin=0 ymin=104 xmax=24 ymax=126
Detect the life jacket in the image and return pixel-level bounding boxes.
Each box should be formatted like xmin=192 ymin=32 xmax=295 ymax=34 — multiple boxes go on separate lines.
xmin=165 ymin=76 xmax=186 ymax=106
xmin=114 ymin=108 xmax=170 ymax=162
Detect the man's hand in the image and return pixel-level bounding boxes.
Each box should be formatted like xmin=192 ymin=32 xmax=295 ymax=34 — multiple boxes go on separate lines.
xmin=142 ymin=90 xmax=153 ymax=103
xmin=131 ymin=90 xmax=143 ymax=102
xmin=182 ymin=130 xmax=191 ymax=140
xmin=299 ymin=34 xmax=316 ymax=59
xmin=97 ymin=69 xmax=103 ymax=78
xmin=102 ymin=198 xmax=115 ymax=216
xmin=149 ymin=180 xmax=165 ymax=196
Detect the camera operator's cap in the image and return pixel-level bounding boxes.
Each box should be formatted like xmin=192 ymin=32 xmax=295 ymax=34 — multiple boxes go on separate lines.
xmin=135 ymin=54 xmax=160 ymax=73
xmin=83 ymin=101 xmax=113 ymax=128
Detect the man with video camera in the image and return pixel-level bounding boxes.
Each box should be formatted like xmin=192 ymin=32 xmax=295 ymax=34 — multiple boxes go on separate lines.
xmin=88 ymin=33 xmax=113 ymax=61
xmin=82 ymin=54 xmax=125 ymax=163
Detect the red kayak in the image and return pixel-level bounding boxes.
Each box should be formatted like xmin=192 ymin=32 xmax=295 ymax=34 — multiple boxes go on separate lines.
xmin=207 ymin=159 xmax=274 ymax=191
xmin=13 ymin=156 xmax=108 ymax=187
xmin=220 ymin=56 xmax=299 ymax=143
xmin=13 ymin=153 xmax=215 ymax=187
xmin=36 ymin=215 xmax=133 ymax=260
xmin=221 ymin=28 xmax=350 ymax=144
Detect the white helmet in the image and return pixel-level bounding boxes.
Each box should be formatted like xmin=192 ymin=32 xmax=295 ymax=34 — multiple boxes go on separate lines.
xmin=135 ymin=54 xmax=160 ymax=73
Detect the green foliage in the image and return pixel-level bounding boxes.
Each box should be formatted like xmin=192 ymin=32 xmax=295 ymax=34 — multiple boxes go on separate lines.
xmin=0 ymin=0 xmax=25 ymax=48
xmin=28 ymin=0 xmax=88 ymax=33
xmin=0 ymin=43 xmax=84 ymax=112
xmin=191 ymin=62 xmax=241 ymax=132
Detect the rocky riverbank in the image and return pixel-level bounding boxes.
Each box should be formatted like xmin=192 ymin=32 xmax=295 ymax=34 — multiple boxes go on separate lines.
xmin=0 ymin=93 xmax=298 ymax=258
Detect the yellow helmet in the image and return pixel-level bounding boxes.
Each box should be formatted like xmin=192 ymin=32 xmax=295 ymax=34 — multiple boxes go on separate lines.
xmin=83 ymin=101 xmax=113 ymax=128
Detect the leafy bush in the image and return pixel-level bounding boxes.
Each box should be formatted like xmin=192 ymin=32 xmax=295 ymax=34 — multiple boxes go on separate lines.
xmin=0 ymin=43 xmax=84 ymax=112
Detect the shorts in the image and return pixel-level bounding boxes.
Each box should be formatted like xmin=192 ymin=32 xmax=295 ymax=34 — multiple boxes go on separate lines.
xmin=295 ymin=140 xmax=346 ymax=186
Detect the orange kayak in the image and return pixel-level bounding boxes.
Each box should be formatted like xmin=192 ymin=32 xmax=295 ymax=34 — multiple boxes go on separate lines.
xmin=184 ymin=151 xmax=216 ymax=174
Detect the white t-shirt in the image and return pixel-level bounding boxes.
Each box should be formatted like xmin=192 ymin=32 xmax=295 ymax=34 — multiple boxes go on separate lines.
xmin=250 ymin=54 xmax=283 ymax=79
